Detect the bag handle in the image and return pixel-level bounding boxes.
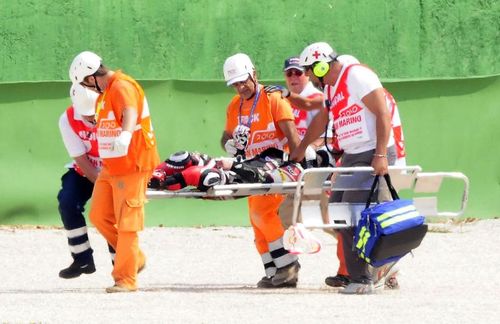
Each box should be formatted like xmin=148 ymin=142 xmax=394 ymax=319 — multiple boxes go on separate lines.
xmin=365 ymin=174 xmax=400 ymax=209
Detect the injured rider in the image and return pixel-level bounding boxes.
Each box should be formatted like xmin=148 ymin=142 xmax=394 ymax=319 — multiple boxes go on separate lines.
xmin=148 ymin=147 xmax=332 ymax=192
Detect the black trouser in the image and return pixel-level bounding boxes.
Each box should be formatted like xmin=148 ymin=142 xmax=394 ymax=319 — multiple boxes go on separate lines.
xmin=331 ymin=146 xmax=396 ymax=283
xmin=57 ymin=168 xmax=95 ymax=263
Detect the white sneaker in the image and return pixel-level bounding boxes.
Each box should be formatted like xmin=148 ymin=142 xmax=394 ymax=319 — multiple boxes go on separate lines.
xmin=385 ymin=266 xmax=400 ymax=289
xmin=372 ymin=263 xmax=400 ymax=290
xmin=340 ymin=282 xmax=383 ymax=295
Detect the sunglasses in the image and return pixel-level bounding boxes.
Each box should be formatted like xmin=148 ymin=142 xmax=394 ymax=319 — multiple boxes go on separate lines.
xmin=285 ymin=69 xmax=304 ymax=77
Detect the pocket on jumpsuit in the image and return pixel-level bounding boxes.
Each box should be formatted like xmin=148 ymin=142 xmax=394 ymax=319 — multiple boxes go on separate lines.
xmin=119 ymin=199 xmax=145 ymax=231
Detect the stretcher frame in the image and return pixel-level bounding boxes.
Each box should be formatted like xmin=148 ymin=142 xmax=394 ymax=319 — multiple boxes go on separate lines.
xmin=146 ymin=165 xmax=469 ymax=229
xmin=291 ymin=166 xmax=469 ymax=230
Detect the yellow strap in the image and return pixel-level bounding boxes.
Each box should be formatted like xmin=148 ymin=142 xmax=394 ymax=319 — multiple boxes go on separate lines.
xmin=376 ymin=204 xmax=417 ymax=222
xmin=356 ymin=226 xmax=371 ymax=255
xmin=356 ymin=227 xmax=368 ymax=249
xmin=381 ymin=211 xmax=421 ymax=228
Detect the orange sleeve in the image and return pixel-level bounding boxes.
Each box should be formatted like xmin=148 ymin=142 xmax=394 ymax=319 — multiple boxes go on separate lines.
xmin=269 ymin=92 xmax=294 ymax=122
xmin=109 ymin=79 xmax=140 ymax=123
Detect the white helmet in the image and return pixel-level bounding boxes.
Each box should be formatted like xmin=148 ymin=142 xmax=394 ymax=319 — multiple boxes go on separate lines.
xmin=336 ymin=54 xmax=360 ymax=65
xmin=70 ymin=83 xmax=98 ymax=116
xmin=69 ymin=51 xmax=102 ymax=84
xmin=223 ymin=53 xmax=255 ymax=86
xmin=299 ymin=42 xmax=337 ymax=67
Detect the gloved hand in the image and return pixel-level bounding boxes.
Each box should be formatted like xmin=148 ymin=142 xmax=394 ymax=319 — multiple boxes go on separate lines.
xmin=197 ymin=168 xmax=226 ymax=191
xmin=113 ymin=131 xmax=132 ymax=155
xmin=316 ymin=146 xmax=335 ymax=167
xmin=232 ymin=125 xmax=250 ymax=150
xmin=148 ymin=169 xmax=167 ymax=189
xmin=305 ymin=145 xmax=317 ymax=161
xmin=230 ymin=160 xmax=267 ymax=183
xmin=263 ymin=85 xmax=290 ymax=98
xmin=301 ymin=145 xmax=318 ymax=169
xmin=224 ymin=139 xmax=238 ymax=157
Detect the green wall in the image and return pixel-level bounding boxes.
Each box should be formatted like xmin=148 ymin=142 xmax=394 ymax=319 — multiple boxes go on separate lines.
xmin=1 ymin=0 xmax=499 ymax=82
xmin=0 ymin=0 xmax=498 ymax=225
xmin=0 ymin=76 xmax=498 ymax=226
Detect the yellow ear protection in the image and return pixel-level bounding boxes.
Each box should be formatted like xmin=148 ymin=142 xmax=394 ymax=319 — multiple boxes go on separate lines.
xmin=312 ymin=61 xmax=330 ymax=78
xmin=311 ymin=53 xmax=338 ymax=78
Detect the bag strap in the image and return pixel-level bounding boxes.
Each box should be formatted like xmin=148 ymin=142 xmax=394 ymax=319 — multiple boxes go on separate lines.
xmin=365 ymin=174 xmax=400 ymax=209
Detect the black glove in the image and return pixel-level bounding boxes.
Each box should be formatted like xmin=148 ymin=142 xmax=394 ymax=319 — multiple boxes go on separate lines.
xmin=148 ymin=169 xmax=167 ymax=189
xmin=230 ymin=161 xmax=267 ymax=183
xmin=316 ymin=147 xmax=335 ymax=167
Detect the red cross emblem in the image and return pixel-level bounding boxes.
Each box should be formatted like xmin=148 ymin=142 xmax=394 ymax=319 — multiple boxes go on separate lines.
xmin=312 ymin=51 xmax=321 ymax=59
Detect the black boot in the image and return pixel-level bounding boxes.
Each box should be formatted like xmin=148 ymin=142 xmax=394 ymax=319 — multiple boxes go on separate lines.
xmin=325 ymin=274 xmax=351 ymax=288
xmin=59 ymin=259 xmax=96 ymax=279
xmin=271 ymin=261 xmax=300 ymax=286
xmin=257 ymin=276 xmax=297 ymax=288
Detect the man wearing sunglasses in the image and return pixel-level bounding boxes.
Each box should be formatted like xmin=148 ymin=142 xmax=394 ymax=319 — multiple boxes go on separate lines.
xmin=264 ymin=59 xmax=339 ymax=166
xmin=282 ymin=57 xmax=328 ymax=147
xmin=273 ymin=57 xmax=335 ymax=229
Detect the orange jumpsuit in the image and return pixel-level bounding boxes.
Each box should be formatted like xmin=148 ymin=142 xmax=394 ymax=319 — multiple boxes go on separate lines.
xmin=89 ymin=71 xmax=160 ymax=290
xmin=225 ymin=86 xmax=297 ymax=275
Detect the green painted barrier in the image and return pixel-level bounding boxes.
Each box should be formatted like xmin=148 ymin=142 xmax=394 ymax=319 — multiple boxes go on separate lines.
xmin=0 ymin=76 xmax=499 ymax=226
xmin=1 ymin=0 xmax=499 ymax=82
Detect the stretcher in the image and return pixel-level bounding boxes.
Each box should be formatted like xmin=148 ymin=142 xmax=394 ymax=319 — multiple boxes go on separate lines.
xmin=292 ymin=166 xmax=469 ymax=229
xmin=146 ymin=165 xmax=469 ymax=229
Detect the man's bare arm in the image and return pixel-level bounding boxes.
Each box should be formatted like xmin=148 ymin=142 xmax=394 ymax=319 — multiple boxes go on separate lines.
xmin=220 ymin=131 xmax=231 ymax=150
xmin=287 ymin=92 xmax=324 ymax=111
xmin=362 ymin=88 xmax=391 ymax=175
xmin=290 ymin=109 xmax=329 ymax=162
xmin=74 ymin=154 xmax=99 ymax=183
xmin=278 ymin=119 xmax=300 ymax=153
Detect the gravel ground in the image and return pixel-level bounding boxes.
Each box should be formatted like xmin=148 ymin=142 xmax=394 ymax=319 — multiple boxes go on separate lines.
xmin=0 ymin=220 xmax=499 ymax=323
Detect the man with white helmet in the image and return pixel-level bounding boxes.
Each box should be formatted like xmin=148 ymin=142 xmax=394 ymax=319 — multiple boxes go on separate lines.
xmin=221 ymin=53 xmax=302 ymax=288
xmin=290 ymin=42 xmax=397 ymax=294
xmin=266 ymin=54 xmax=406 ymax=166
xmin=57 ymin=83 xmax=115 ymax=278
xmin=69 ymin=51 xmax=160 ymax=293
xmin=282 ymin=53 xmax=405 ymax=288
